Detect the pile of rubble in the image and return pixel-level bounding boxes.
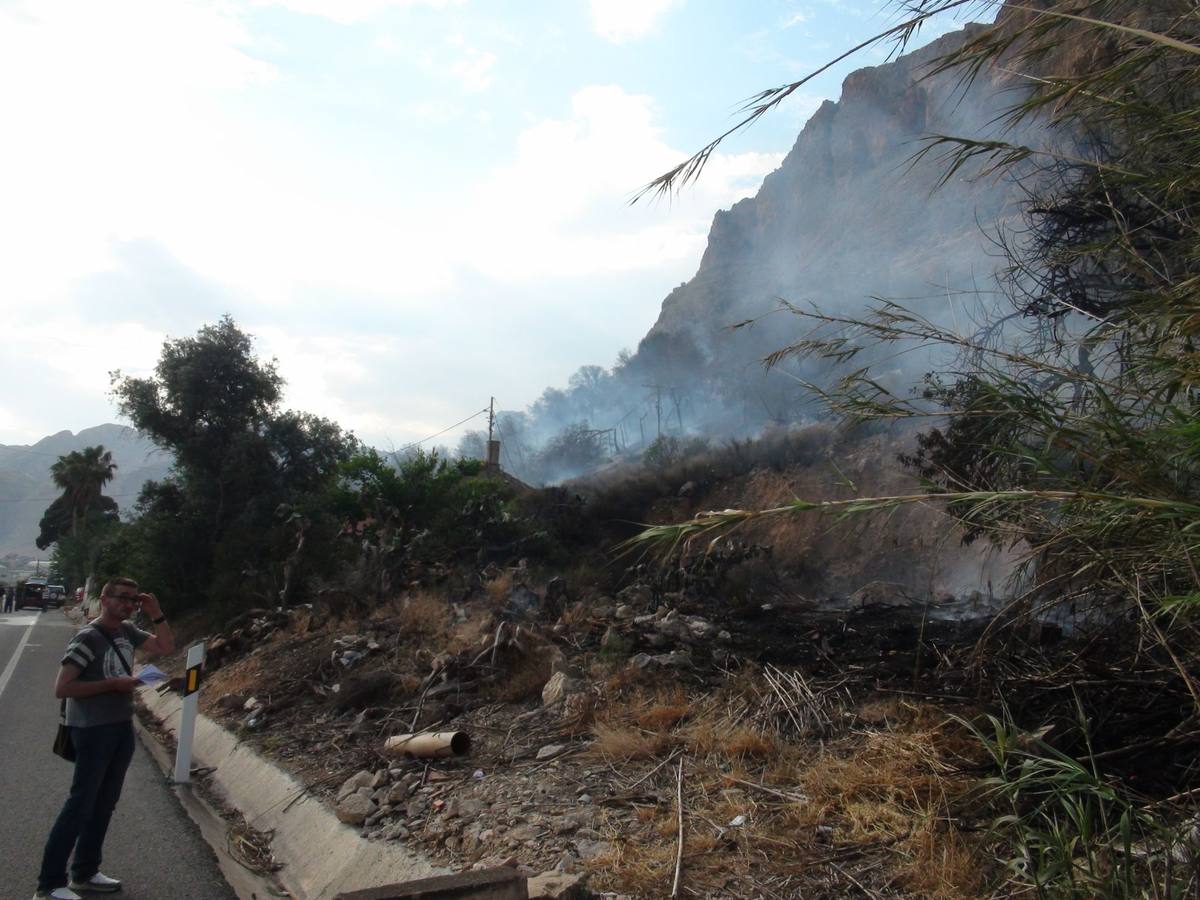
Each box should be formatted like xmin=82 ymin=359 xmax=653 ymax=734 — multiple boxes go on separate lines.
xmin=332 ymin=752 xmax=616 ymax=882
xmin=193 ymin=570 xmax=1021 ymax=897
xmin=205 ymin=607 xmax=299 ymax=672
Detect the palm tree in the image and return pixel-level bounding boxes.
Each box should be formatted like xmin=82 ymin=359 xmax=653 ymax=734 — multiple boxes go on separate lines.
xmin=50 ymin=445 xmax=117 ymax=536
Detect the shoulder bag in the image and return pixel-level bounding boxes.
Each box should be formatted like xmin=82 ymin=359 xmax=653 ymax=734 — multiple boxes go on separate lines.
xmin=52 ymin=699 xmax=75 ymax=761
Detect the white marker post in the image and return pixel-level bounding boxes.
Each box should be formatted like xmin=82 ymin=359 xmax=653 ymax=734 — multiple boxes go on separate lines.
xmin=173 ymin=641 xmax=206 ymax=785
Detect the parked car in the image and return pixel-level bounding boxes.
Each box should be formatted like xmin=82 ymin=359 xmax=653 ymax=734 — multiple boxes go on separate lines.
xmin=46 ymin=584 xmax=66 ymax=608
xmin=19 ymin=577 xmax=47 ymax=611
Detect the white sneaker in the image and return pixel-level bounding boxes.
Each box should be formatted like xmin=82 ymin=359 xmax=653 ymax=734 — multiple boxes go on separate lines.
xmin=34 ymin=888 xmax=83 ymax=900
xmin=68 ymin=871 xmax=122 ymax=892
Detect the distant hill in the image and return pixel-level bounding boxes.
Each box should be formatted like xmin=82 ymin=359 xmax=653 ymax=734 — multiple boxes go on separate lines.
xmin=0 ymin=424 xmax=173 ymax=558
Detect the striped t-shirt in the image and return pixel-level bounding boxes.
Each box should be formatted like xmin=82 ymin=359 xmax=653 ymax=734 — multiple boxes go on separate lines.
xmin=62 ymin=621 xmax=151 ymax=727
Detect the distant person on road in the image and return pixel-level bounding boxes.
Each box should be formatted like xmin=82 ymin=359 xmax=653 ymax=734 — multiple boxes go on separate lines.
xmin=33 ymin=577 xmax=175 ymax=900
xmin=3 ymin=585 xmax=13 ymax=613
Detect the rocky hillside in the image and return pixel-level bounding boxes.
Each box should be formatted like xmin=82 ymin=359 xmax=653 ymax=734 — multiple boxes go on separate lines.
xmin=496 ymin=18 xmax=1046 ymax=456
xmin=0 ymin=424 xmax=171 ymax=557
xmin=636 ymin=22 xmax=1032 ymax=426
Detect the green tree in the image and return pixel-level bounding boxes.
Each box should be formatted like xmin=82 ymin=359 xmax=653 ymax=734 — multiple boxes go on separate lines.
xmin=37 ymin=445 xmax=120 ymax=587
xmin=110 ymin=316 xmax=357 ymax=610
xmin=456 ymin=429 xmax=487 ymax=462
xmin=51 ymin=446 xmax=116 ymax=534
xmin=334 ymin=448 xmax=522 ymax=598
xmin=534 ymin=422 xmax=608 ymax=482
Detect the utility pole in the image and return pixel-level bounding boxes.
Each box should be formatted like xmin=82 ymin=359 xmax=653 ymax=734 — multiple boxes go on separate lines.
xmin=485 ymin=397 xmax=501 ymax=470
xmin=669 ymin=388 xmax=685 ymax=431
xmin=643 ymin=384 xmax=664 ymax=437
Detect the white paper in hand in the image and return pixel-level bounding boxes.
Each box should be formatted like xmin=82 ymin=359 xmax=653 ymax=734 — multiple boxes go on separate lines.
xmin=136 ymin=664 xmax=169 ymax=685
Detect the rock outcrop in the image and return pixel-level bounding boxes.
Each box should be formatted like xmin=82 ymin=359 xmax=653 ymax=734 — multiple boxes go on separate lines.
xmin=639 ymin=22 xmax=1037 ymax=424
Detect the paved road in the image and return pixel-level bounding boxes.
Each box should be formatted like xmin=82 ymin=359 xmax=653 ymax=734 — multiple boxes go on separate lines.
xmin=0 ymin=608 xmax=236 ymax=900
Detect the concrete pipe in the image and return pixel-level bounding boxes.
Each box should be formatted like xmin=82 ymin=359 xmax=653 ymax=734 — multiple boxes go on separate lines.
xmin=383 ymin=731 xmax=472 ymax=759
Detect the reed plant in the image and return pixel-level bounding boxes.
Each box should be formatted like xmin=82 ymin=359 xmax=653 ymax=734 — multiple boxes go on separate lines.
xmin=961 ymin=710 xmax=1198 ymax=897
xmin=629 ymin=6 xmax=1200 ymax=892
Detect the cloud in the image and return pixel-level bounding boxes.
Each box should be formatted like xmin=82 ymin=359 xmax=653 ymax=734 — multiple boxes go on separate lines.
xmin=375 ymin=30 xmax=497 ymax=93
xmin=0 ymin=1 xmax=275 ymax=93
xmin=454 ymin=85 xmax=783 ymax=281
xmin=589 ymin=0 xmax=683 ymax=43
xmin=0 ymin=316 xmax=167 ymax=443
xmin=252 ymin=0 xmax=463 ymax=25
xmin=69 ymin=240 xmax=234 ymax=332
xmin=0 ymin=0 xmax=277 ymax=315
xmin=0 ymin=3 xmax=787 ymax=450
xmin=446 ymin=36 xmax=497 ymax=91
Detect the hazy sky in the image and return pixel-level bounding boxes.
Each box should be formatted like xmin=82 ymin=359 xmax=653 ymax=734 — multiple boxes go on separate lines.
xmin=0 ymin=0 xmax=976 ymax=451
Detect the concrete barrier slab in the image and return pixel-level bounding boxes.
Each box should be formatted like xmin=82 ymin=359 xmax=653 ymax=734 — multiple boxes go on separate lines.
xmin=141 ymin=686 xmax=450 ymax=900
xmin=334 ymin=868 xmax=528 ymax=900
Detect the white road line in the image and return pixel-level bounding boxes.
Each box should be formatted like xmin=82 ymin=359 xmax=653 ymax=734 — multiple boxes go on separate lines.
xmin=0 ymin=618 xmax=37 ymax=700
xmin=0 ymin=615 xmax=40 ymax=627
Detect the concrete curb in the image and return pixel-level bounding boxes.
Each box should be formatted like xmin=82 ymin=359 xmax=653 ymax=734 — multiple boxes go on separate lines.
xmin=132 ymin=712 xmax=281 ymax=900
xmin=140 ymin=686 xmax=450 ymax=900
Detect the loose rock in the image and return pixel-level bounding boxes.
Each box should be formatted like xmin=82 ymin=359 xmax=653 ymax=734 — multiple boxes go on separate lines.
xmin=336 ymin=792 xmax=376 ymax=825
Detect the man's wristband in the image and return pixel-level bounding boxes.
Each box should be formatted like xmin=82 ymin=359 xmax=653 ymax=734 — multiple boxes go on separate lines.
xmin=151 ymin=615 xmax=167 ymax=625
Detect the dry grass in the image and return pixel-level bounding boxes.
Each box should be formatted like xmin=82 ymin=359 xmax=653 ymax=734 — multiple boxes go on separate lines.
xmin=586 ymin=671 xmax=989 ymax=899
xmin=681 ymin=716 xmax=777 ymax=761
xmin=483 ymin=644 xmax=556 ymax=703
xmin=483 ymin=570 xmax=514 ymax=607
xmin=636 ymin=429 xmax=991 ymax=599
xmin=632 ymin=686 xmax=692 ymax=730
xmin=558 ymin=600 xmax=591 ymax=630
xmin=395 ymin=592 xmax=451 ymax=639
xmin=856 ymin=696 xmax=907 ymax=725
xmin=445 ymin=610 xmax=497 ymax=655
xmin=589 ymin=723 xmax=672 ymax=761
xmin=203 ymin=655 xmax=266 ymax=705
xmin=793 ymin=719 xmax=969 ymax=835
xmin=901 ymin=815 xmax=984 ymax=899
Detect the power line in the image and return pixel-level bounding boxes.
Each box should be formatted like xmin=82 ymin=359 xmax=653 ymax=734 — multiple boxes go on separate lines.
xmin=0 ymin=492 xmax=142 ymax=505
xmin=389 ymin=407 xmax=490 ymax=457
xmin=2 ymin=407 xmax=494 ymax=501
xmin=0 ymin=447 xmax=78 ymax=459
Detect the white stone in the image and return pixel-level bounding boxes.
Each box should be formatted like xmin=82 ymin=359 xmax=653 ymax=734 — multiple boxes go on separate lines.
xmin=336 ymin=769 xmax=374 ymax=801
xmin=335 ymin=792 xmax=376 ymax=825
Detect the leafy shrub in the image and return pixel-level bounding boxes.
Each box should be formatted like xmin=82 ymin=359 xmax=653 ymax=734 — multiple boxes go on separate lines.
xmin=335 ymin=447 xmax=543 ymax=591
xmin=531 ymin=422 xmax=609 ymax=483
xmin=963 ymin=713 xmax=1192 ymax=898
xmin=641 ymin=434 xmax=710 ymax=470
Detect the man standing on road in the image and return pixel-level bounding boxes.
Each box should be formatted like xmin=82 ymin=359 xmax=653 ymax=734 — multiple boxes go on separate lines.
xmin=33 ymin=577 xmax=175 ymax=900
xmin=3 ymin=584 xmax=13 ymax=613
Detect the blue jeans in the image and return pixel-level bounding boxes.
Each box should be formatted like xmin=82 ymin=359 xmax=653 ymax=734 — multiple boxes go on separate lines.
xmin=38 ymin=721 xmax=135 ymax=890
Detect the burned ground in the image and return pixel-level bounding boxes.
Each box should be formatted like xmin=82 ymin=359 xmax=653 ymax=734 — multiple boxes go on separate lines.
xmin=140 ymin=425 xmax=1200 ymax=897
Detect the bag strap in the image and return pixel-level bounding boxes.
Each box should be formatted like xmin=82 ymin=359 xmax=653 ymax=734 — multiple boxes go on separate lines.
xmin=60 ymin=624 xmax=132 ymax=723
xmin=92 ymin=623 xmax=133 ymax=677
